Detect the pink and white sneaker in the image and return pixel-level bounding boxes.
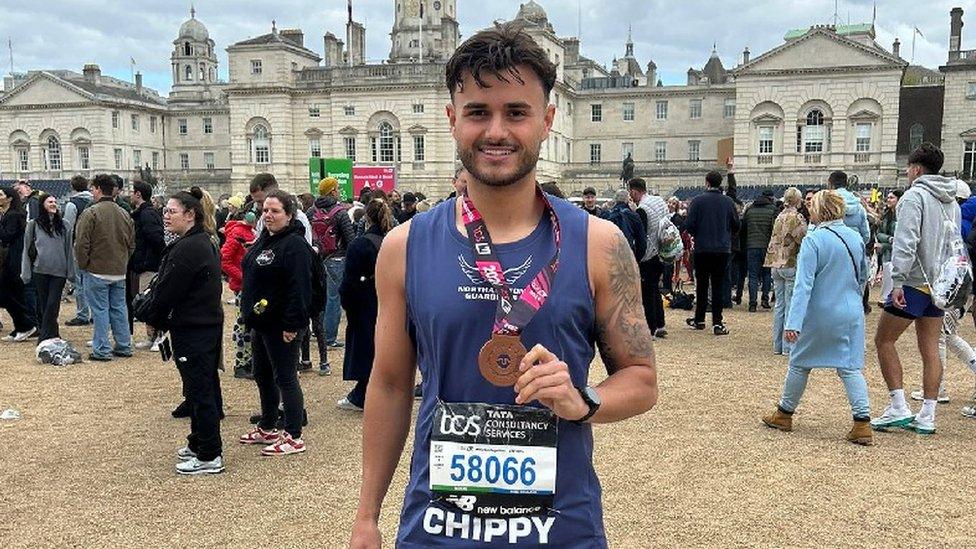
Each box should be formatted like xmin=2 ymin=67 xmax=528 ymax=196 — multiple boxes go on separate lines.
xmin=239 ymin=427 xmax=279 ymax=445
xmin=261 ymin=433 xmax=306 ymax=456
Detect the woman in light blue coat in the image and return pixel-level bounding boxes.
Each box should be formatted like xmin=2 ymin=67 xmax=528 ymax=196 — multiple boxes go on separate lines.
xmin=762 ymin=190 xmax=872 ymax=445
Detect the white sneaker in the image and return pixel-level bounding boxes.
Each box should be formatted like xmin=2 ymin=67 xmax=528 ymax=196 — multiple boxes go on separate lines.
xmin=961 ymin=404 xmax=976 ymax=419
xmin=336 ymin=397 xmax=363 ymax=412
xmin=907 ymin=414 xmax=936 ymax=435
xmin=870 ymin=405 xmax=915 ymax=432
xmin=910 ymin=389 xmax=950 ymax=403
xmin=176 ymin=446 xmax=197 ymax=462
xmin=1 ymin=334 xmax=15 ymax=342
xmin=175 ymin=456 xmax=225 ymax=475
xmin=134 ymin=340 xmax=153 ymax=350
xmin=12 ymin=327 xmax=37 ymax=342
xmin=85 ymin=340 xmax=93 ymax=348
xmin=150 ymin=337 xmax=162 ymax=352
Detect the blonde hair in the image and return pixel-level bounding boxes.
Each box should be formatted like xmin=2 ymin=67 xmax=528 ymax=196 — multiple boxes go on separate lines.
xmin=783 ymin=187 xmax=802 ymax=207
xmin=416 ymin=199 xmax=432 ymax=213
xmin=189 ymin=186 xmax=218 ymax=237
xmin=810 ymin=190 xmax=846 ymax=223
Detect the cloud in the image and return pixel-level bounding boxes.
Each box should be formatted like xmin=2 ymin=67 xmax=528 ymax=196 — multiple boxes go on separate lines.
xmin=0 ymin=0 xmax=963 ymax=95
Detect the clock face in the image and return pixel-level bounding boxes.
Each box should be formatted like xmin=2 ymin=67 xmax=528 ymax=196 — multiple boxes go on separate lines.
xmin=433 ymin=1 xmax=441 ymax=9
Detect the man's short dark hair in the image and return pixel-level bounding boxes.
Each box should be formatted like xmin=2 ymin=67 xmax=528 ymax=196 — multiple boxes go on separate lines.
xmin=828 ymin=171 xmax=848 ymax=188
xmin=250 ymin=173 xmax=278 ymax=193
xmin=627 ymin=178 xmax=647 ymax=193
xmin=445 ymin=21 xmax=558 ymax=101
xmin=70 ymin=175 xmax=89 ymax=193
xmin=133 ymin=181 xmax=152 ymax=202
xmin=582 ymin=187 xmax=596 ymax=197
xmin=705 ymin=171 xmax=723 ymax=188
xmin=92 ymin=174 xmax=116 ymax=196
xmin=908 ymin=142 xmax=945 ymax=175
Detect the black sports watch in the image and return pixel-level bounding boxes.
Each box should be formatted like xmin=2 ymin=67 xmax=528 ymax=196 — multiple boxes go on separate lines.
xmin=571 ymin=386 xmax=601 ymax=424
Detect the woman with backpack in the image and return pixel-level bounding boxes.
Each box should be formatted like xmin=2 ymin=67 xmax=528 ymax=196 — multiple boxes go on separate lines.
xmin=239 ymin=190 xmax=316 ymax=456
xmin=20 ymin=193 xmax=74 ymax=342
xmin=336 ymin=198 xmax=394 ymax=411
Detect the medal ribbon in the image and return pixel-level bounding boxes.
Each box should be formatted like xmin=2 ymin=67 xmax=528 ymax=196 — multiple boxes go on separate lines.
xmin=460 ymin=187 xmax=561 ymax=336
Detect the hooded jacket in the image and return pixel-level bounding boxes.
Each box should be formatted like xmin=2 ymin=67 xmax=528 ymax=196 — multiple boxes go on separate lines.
xmin=835 ymin=187 xmax=871 ymax=245
xmin=240 ymin=219 xmax=314 ymax=333
xmin=742 ymin=196 xmax=777 ymax=250
xmin=220 ymin=219 xmax=255 ymax=292
xmin=129 ymin=201 xmax=165 ymax=274
xmin=890 ymin=174 xmax=962 ymax=291
xmin=960 ymin=196 xmax=976 ymax=240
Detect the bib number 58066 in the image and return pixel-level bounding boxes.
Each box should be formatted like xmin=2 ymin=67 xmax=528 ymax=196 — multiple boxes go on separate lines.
xmin=449 ymin=454 xmax=537 ymax=486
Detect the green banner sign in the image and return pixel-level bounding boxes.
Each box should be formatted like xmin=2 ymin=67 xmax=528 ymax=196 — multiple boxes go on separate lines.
xmin=309 ymin=158 xmax=325 ymax=195
xmin=324 ymin=158 xmax=354 ymax=201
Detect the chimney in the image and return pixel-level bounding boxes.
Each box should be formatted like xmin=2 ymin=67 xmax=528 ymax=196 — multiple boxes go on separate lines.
xmin=646 ymin=61 xmax=657 ymax=87
xmin=324 ymin=32 xmax=344 ymax=68
xmin=893 ymin=38 xmax=901 ymax=58
xmin=742 ymin=46 xmax=751 ymax=64
xmin=281 ymin=28 xmax=305 ymax=48
xmin=950 ymin=7 xmax=964 ymax=59
xmin=82 ymin=63 xmax=101 ymax=85
xmin=135 ymin=72 xmax=143 ymax=94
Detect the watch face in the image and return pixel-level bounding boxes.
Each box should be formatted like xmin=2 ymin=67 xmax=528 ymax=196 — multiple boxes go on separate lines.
xmin=433 ymin=1 xmax=442 ymax=9
xmin=584 ymin=386 xmax=601 ymax=406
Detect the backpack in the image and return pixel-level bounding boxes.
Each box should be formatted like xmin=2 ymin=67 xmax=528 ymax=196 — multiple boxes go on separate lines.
xmin=657 ymin=217 xmax=683 ymax=262
xmin=69 ymin=195 xmax=91 ymax=231
xmin=602 ymin=208 xmax=641 ymax=258
xmin=668 ymin=285 xmax=695 ymax=310
xmin=309 ymin=203 xmax=348 ymax=258
xmin=925 ymin=203 xmax=973 ymax=310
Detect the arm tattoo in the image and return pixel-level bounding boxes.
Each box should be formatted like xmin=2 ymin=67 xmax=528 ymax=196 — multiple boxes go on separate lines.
xmin=596 ymin=233 xmax=654 ymax=374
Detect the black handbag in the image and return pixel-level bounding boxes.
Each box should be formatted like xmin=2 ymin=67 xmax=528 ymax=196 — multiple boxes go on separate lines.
xmin=132 ymin=273 xmax=158 ymax=323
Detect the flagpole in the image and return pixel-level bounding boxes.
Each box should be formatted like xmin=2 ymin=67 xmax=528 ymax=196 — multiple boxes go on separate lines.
xmin=419 ymin=0 xmax=424 ymax=64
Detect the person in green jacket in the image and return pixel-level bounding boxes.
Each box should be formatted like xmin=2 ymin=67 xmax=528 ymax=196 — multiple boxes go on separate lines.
xmin=742 ymin=190 xmax=777 ymax=311
xmin=873 ymin=190 xmax=902 ymax=304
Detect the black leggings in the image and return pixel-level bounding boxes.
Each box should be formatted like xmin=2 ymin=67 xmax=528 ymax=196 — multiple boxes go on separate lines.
xmin=253 ymin=329 xmax=305 ymax=438
xmin=1 ymin=275 xmax=35 ymax=333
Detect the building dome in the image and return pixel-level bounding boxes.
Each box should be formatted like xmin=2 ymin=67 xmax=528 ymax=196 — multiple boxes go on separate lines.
xmin=179 ymin=10 xmax=209 ymax=42
xmin=516 ymin=1 xmax=549 ymax=25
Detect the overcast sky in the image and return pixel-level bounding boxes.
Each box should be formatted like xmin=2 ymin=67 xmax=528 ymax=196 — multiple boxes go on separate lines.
xmin=0 ymin=0 xmax=971 ymax=95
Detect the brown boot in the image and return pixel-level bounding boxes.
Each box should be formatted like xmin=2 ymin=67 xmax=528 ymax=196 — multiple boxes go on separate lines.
xmin=762 ymin=408 xmax=793 ymax=432
xmin=846 ymin=420 xmax=874 ymax=446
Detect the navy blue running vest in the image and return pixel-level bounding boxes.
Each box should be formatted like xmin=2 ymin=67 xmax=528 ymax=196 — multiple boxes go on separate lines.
xmin=398 ymin=196 xmax=608 ymax=548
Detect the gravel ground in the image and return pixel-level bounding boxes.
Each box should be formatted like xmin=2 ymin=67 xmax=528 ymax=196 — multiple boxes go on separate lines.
xmin=1 ymin=296 xmax=974 ymax=548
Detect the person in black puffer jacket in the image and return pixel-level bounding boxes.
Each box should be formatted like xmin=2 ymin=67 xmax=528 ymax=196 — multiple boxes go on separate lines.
xmin=239 ymin=189 xmax=314 ymax=457
xmin=741 ymin=190 xmax=777 ymax=311
xmin=143 ymin=190 xmax=225 ymax=476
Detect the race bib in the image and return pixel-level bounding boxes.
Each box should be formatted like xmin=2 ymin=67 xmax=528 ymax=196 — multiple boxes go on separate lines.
xmin=430 ymin=401 xmax=557 ymax=518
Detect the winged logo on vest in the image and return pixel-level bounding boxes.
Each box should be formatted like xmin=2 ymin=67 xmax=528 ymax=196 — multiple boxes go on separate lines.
xmin=458 ymin=255 xmax=533 ymax=286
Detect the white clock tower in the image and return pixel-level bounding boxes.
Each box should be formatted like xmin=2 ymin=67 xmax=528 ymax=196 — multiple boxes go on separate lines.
xmin=389 ymin=0 xmax=459 ymax=63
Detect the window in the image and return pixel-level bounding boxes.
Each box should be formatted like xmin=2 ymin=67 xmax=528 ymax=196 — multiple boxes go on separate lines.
xmin=44 ymin=136 xmax=62 ymax=171
xmin=855 ymin=123 xmax=872 ymax=152
xmin=968 ymin=82 xmax=976 ymax=99
xmin=654 ymin=141 xmax=667 ymax=162
xmin=252 ymin=125 xmax=270 ymax=164
xmin=621 ymin=142 xmax=634 ymax=159
xmin=178 ymin=119 xmax=188 ymax=135
xmin=112 ymin=111 xmax=119 ymax=129
xmin=251 ymin=60 xmax=262 ymax=75
xmin=79 ymin=146 xmax=90 ymax=170
xmin=204 ymin=152 xmax=215 ymax=171
xmin=802 ymin=109 xmax=825 ymax=157
xmin=656 ymin=100 xmax=668 ymax=120
xmin=909 ymin=123 xmax=924 ymax=151
xmin=566 ymin=141 xmax=571 ymax=163
xmin=688 ymin=140 xmax=701 ymax=161
xmin=689 ymin=99 xmax=702 ymax=119
xmin=184 ymin=41 xmax=192 ymax=56
xmin=203 ymin=117 xmax=213 ymax=134
xmin=965 ymin=142 xmax=976 ymax=179
xmin=344 ymin=137 xmax=357 ymax=161
xmin=150 ymin=116 xmax=156 ymax=133
xmin=589 ymin=143 xmax=601 ymax=164
xmin=308 ymin=106 xmax=320 ymax=118
xmin=758 ymin=126 xmax=774 ymax=155
xmin=591 ymin=104 xmax=602 ymax=122
xmin=114 ymin=148 xmax=123 ymax=170
xmin=309 ymin=138 xmax=321 ymax=158
xmin=180 ymin=153 xmax=189 ymax=170
xmin=18 ymin=148 xmax=28 ymax=171
xmin=344 ymin=105 xmax=355 ymax=116
xmin=131 ymin=114 xmax=139 ymax=132
xmin=185 ymin=65 xmax=192 ymax=81
xmin=133 ymin=149 xmax=141 ymax=168
xmin=622 ymin=102 xmax=635 ymax=121
xmin=724 ymin=99 xmax=736 ymax=119
xmin=152 ymin=151 xmax=159 ymax=170
xmin=413 ymin=135 xmax=425 ymax=162
xmin=412 ymin=103 xmax=425 ymax=114
xmin=378 ymin=122 xmax=395 ymax=163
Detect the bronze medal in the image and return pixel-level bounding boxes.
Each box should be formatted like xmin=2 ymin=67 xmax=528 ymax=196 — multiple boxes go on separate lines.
xmin=478 ymin=334 xmax=527 ymax=387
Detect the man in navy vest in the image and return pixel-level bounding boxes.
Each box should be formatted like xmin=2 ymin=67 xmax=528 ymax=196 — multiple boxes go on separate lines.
xmin=350 ymin=22 xmax=658 ymax=548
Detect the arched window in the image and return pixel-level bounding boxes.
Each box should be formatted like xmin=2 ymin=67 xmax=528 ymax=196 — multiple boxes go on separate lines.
xmin=252 ymin=125 xmax=270 ymax=164
xmin=803 ymin=109 xmax=825 ymax=153
xmin=209 ymin=68 xmax=214 ymax=82
xmin=199 ymin=66 xmax=205 ymax=81
xmin=184 ymin=41 xmax=192 ymax=56
xmin=185 ymin=65 xmax=193 ymax=81
xmin=44 ymin=135 xmax=61 ymax=171
xmin=378 ymin=122 xmax=395 ymax=162
xmin=910 ymin=123 xmax=925 ymax=152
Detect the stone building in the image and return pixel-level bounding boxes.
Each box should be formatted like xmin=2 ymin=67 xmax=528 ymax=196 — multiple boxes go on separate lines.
xmin=940 ymin=7 xmax=976 ymax=181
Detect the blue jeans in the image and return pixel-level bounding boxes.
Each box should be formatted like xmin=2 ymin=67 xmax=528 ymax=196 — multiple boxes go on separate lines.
xmin=84 ymin=272 xmax=131 ymax=358
xmin=746 ymin=248 xmax=772 ymax=306
xmin=779 ymin=364 xmax=870 ymax=419
xmin=322 ymin=257 xmax=345 ymax=344
xmin=74 ymin=269 xmax=90 ymax=321
xmin=772 ymin=268 xmax=796 ymax=355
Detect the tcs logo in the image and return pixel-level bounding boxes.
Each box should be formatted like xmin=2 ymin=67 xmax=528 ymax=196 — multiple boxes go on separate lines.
xmin=440 ymin=412 xmax=482 ymax=436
